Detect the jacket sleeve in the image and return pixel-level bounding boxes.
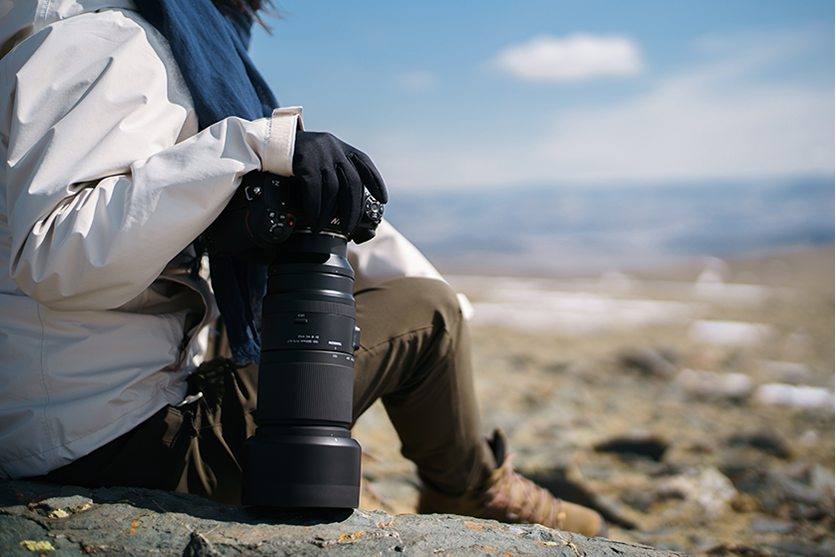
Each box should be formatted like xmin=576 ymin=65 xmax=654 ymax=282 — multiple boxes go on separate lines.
xmin=1 ymin=9 xmax=300 ymax=311
xmin=348 ymin=220 xmax=446 ymax=292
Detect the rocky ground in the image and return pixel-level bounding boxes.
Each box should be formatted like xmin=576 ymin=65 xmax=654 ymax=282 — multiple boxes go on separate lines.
xmin=352 ymin=247 xmax=835 ymax=556
xmin=1 ymin=480 xmax=682 ymax=556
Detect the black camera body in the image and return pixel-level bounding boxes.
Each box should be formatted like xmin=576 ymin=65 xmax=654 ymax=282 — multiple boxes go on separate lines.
xmin=204 ymin=172 xmax=383 ymax=509
xmin=203 ymin=172 xmax=383 ymax=264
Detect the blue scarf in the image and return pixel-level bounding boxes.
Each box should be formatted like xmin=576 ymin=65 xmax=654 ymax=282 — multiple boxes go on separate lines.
xmin=134 ymin=0 xmax=278 ymax=364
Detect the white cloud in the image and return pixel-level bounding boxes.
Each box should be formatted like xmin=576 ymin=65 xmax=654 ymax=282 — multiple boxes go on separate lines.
xmin=492 ymin=33 xmax=644 ymax=82
xmin=527 ymin=70 xmax=834 ymax=184
xmin=532 ymin=32 xmax=835 ymax=183
xmin=375 ymin=30 xmax=834 ymax=189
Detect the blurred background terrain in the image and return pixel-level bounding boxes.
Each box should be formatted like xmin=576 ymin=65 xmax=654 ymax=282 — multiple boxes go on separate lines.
xmin=383 ymin=178 xmax=833 ymax=276
xmin=252 ymin=2 xmax=834 ymax=554
xmin=354 ymin=245 xmax=834 ymax=556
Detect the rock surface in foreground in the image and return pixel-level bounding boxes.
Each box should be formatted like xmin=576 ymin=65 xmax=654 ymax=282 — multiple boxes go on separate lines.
xmin=0 ymin=480 xmax=682 ymax=556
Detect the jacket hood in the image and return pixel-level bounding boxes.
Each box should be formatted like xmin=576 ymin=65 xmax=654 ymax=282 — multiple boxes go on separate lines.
xmin=1 ymin=0 xmax=136 ymax=59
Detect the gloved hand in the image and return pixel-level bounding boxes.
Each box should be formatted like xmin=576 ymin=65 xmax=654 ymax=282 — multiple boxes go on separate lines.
xmin=292 ymin=130 xmax=389 ymax=234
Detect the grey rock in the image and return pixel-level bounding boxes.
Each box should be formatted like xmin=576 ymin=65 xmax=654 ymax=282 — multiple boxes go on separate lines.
xmin=768 ymin=471 xmax=828 ymax=506
xmin=618 ymin=347 xmax=679 ymax=379
xmin=621 ymin=466 xmax=738 ymax=517
xmin=809 ymin=464 xmax=835 ymax=493
xmin=749 ymin=518 xmax=795 ymax=534
xmin=0 ymin=480 xmax=686 ymax=556
xmin=726 ymin=429 xmax=795 ymax=459
xmin=28 ymin=495 xmax=94 ymax=518
xmin=765 ymin=540 xmax=836 ymax=557
xmin=594 ymin=432 xmax=671 ymax=462
xmin=677 ymin=369 xmax=755 ymax=401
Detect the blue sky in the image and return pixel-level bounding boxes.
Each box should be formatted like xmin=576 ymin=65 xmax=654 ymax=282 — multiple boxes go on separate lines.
xmin=250 ymin=1 xmax=834 ymax=192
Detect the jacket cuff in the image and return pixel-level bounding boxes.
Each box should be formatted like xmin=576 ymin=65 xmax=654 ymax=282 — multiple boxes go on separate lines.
xmin=263 ymin=106 xmax=304 ymax=176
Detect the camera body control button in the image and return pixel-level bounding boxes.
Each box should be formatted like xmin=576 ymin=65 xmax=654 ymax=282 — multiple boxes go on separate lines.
xmin=268 ymin=211 xmax=295 ymax=241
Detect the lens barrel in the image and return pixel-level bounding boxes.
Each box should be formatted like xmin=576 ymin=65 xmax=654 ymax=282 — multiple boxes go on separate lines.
xmin=241 ymin=232 xmax=362 ymax=508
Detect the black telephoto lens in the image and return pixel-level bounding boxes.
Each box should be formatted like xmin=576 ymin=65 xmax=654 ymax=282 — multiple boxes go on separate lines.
xmin=241 ymin=231 xmax=362 ymax=508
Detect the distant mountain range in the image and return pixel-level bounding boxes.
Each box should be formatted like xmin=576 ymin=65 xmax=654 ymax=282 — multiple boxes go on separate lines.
xmin=382 ymin=177 xmax=834 ymax=275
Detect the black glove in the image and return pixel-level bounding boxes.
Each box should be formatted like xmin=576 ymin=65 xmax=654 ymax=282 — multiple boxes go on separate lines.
xmin=292 ymin=130 xmax=389 ymax=234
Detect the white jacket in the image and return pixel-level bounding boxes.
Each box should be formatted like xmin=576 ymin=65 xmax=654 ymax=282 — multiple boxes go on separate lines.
xmin=0 ymin=0 xmax=443 ymax=479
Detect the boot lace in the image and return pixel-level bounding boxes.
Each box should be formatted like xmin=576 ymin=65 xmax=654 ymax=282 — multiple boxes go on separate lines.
xmin=480 ymin=454 xmax=566 ymax=530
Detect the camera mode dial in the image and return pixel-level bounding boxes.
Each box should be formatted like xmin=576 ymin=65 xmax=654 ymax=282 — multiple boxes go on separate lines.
xmin=267 ymin=209 xmax=295 ymax=244
xmin=242 ymin=176 xmax=300 ymax=247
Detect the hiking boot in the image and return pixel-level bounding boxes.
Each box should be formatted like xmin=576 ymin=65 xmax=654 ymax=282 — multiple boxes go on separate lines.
xmin=417 ymin=430 xmax=607 ymax=538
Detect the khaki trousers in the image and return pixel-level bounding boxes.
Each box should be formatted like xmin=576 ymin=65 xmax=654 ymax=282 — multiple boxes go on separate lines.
xmin=37 ymin=277 xmax=496 ymax=503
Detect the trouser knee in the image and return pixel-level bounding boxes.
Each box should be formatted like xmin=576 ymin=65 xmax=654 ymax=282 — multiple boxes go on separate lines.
xmin=355 ymin=277 xmax=465 ymax=351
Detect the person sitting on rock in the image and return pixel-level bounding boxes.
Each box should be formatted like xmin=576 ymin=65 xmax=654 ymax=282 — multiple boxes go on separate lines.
xmin=0 ymin=0 xmax=605 ymax=538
